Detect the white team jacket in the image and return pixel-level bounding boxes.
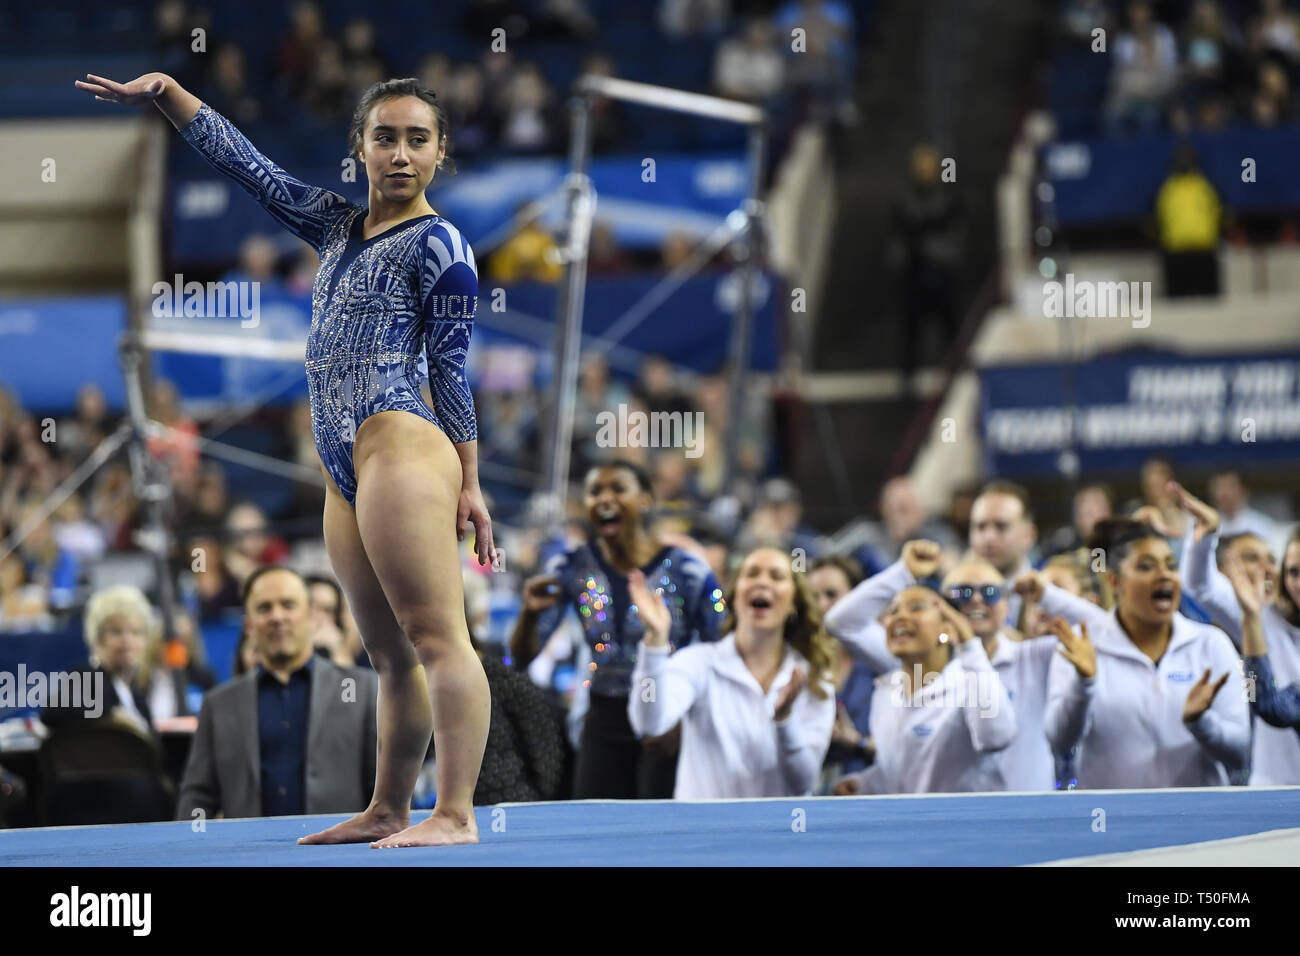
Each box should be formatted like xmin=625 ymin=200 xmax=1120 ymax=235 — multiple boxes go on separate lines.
xmin=1041 ymin=592 xmax=1251 ymax=789
xmin=1181 ymin=527 xmax=1300 ymax=785
xmin=628 ymin=633 xmax=835 ymax=799
xmin=824 ymin=559 xmax=1056 ymax=790
xmin=853 ymin=638 xmax=1018 ymax=794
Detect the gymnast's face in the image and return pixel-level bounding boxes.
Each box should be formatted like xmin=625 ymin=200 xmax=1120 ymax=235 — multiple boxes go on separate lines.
xmin=245 ymin=570 xmax=313 ymax=670
xmin=881 ymin=587 xmax=945 ymax=660
xmin=358 ymin=96 xmax=445 ymax=203
xmin=585 ymin=467 xmax=650 ymax=542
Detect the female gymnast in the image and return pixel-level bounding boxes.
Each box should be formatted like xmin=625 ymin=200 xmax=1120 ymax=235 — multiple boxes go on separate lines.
xmin=510 ymin=459 xmax=726 ymax=798
xmin=75 ymin=71 xmax=493 ymax=847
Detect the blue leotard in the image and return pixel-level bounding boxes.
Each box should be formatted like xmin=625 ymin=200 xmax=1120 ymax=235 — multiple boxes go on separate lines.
xmin=533 ymin=541 xmax=727 ymax=697
xmin=178 ymin=104 xmax=478 ymax=505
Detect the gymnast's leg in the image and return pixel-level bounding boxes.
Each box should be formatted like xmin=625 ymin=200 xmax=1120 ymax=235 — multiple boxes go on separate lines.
xmin=297 ymin=470 xmax=430 ymax=844
xmin=352 ymin=410 xmax=491 ymax=848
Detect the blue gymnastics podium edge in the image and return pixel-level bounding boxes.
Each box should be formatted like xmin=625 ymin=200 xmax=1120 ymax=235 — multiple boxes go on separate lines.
xmin=2 ymin=787 xmax=1298 ymax=867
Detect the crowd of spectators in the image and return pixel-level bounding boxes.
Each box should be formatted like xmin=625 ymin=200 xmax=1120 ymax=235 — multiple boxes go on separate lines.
xmin=150 ymin=0 xmax=858 ymax=163
xmin=3 ymin=352 xmax=1297 ymax=822
xmin=1060 ymin=0 xmax=1300 ymax=136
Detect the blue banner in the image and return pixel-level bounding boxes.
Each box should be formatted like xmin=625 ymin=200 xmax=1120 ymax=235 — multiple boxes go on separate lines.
xmin=0 ymin=297 xmax=127 ymax=414
xmin=2 ymin=271 xmax=776 ymax=415
xmin=170 ymin=152 xmax=749 ymax=263
xmin=980 ymin=350 xmax=1300 ymax=478
xmin=150 ymin=269 xmax=780 ymax=406
xmin=1042 ymin=126 xmax=1300 ymax=227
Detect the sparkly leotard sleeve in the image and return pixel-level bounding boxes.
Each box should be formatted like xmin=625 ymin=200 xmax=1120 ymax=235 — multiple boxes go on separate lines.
xmin=178 ymin=104 xmax=480 ymax=505
xmin=177 ymin=103 xmax=354 ymax=254
xmin=418 ymin=221 xmax=479 ymax=444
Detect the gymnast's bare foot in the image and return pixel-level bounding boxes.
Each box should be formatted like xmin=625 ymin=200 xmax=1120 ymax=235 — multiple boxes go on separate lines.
xmin=370 ymin=807 xmax=478 ymax=848
xmin=298 ymin=806 xmax=409 ymax=845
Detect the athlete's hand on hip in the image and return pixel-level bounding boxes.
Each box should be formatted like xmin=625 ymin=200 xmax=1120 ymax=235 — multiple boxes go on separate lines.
xmin=457 ymin=483 xmax=495 ymax=567
xmin=75 ymin=72 xmax=167 ymax=106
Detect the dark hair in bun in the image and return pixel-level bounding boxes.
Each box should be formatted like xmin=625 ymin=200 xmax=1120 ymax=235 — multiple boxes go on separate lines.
xmin=1087 ymin=517 xmax=1164 ymax=571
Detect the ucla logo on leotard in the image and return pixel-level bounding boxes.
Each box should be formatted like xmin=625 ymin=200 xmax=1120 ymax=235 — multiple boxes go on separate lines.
xmin=426 ymin=294 xmax=477 ymax=318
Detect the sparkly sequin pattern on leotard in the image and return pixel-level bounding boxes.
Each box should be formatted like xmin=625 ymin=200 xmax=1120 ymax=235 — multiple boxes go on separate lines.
xmin=533 ymin=542 xmax=728 ymax=697
xmin=177 ymin=104 xmax=479 ymax=505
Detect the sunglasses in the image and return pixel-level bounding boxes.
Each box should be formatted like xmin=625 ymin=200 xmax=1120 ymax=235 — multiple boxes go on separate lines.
xmin=947 ymin=584 xmax=1004 ymax=606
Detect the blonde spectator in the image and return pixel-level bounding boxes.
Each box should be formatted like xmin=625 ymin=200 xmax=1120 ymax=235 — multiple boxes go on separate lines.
xmin=43 ymin=585 xmax=158 ymax=735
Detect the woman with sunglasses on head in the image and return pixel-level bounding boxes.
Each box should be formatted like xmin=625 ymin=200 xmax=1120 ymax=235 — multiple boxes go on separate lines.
xmin=627 ymin=547 xmax=836 ymax=799
xmin=1037 ymin=518 xmax=1249 ymax=789
xmin=1168 ymin=480 xmax=1300 ymax=784
xmin=835 ymin=583 xmax=1018 ymax=794
xmin=510 ymin=459 xmax=726 ymax=799
xmin=825 ymin=540 xmax=1083 ymax=790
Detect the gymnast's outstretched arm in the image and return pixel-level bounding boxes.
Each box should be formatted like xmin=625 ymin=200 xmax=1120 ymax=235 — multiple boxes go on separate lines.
xmin=75 ymin=71 xmax=351 ymax=255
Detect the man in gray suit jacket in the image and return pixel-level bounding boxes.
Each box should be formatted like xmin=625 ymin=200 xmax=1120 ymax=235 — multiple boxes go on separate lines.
xmin=177 ymin=566 xmax=377 ymax=820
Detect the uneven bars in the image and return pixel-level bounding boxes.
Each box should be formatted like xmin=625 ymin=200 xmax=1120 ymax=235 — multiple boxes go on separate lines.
xmin=139 ymin=328 xmax=305 ymax=362
xmin=575 ymin=75 xmax=764 ymax=126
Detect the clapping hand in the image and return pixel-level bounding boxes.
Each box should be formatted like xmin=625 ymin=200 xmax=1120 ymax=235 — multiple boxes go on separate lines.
xmin=629 ymin=570 xmax=672 ymax=647
xmin=1223 ymin=550 xmax=1266 ymax=617
xmin=1049 ymin=616 xmax=1096 ymax=679
xmin=773 ymin=667 xmax=808 ymax=722
xmin=1183 ymin=668 xmax=1230 ymax=723
xmin=1166 ymin=481 xmax=1220 ymax=543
